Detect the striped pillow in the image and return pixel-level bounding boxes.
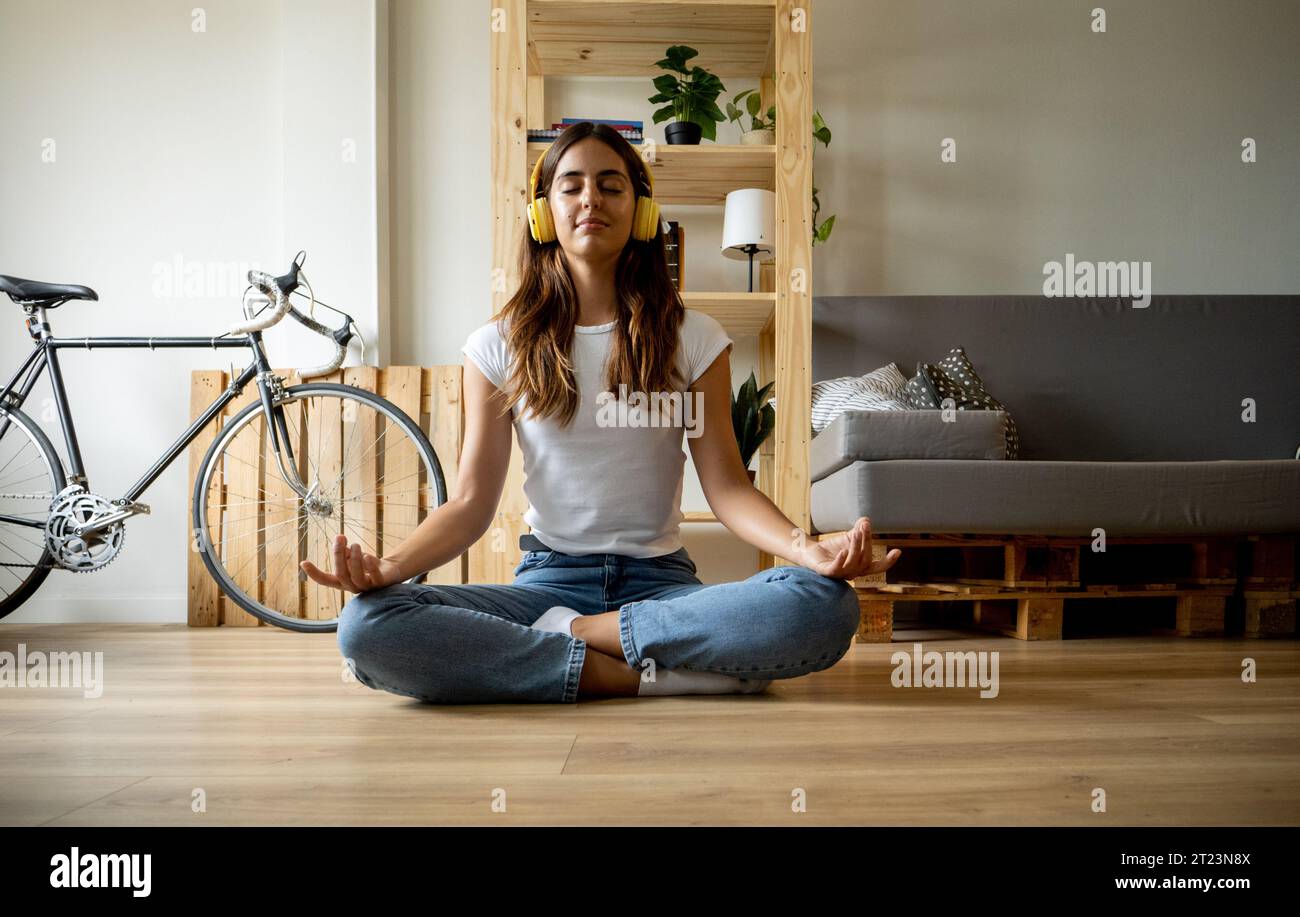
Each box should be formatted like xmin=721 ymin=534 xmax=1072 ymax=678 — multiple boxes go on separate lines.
xmin=807 ymin=363 xmax=910 ymax=436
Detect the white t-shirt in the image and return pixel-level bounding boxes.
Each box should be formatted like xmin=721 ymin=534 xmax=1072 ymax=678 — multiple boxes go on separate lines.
xmin=461 ymin=309 xmax=734 ymax=558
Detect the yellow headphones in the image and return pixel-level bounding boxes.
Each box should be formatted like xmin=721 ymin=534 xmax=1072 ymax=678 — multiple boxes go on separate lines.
xmin=527 ymin=143 xmax=661 ymax=244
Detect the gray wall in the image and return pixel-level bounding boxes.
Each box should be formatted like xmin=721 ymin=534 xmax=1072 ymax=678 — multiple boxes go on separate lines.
xmin=815 ymin=0 xmax=1300 ymax=295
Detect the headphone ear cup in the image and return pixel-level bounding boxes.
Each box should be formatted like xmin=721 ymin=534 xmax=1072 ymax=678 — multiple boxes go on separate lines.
xmin=633 ymin=197 xmax=660 ymax=241
xmin=529 ymin=195 xmax=555 ymax=243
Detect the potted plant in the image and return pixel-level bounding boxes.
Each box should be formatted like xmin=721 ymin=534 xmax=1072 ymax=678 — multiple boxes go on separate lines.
xmin=648 ymin=45 xmax=727 ymax=144
xmin=726 ymin=88 xmax=775 ymax=146
xmin=731 ymin=371 xmax=775 ymax=484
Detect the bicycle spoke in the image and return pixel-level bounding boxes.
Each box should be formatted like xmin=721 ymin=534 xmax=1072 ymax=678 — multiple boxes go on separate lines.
xmin=328 ymin=424 xmax=394 ymax=495
xmin=263 ymin=521 xmax=309 ymax=601
xmin=0 ymin=444 xmax=44 ymax=480
xmin=287 ymin=402 xmax=323 ymax=494
xmin=218 ymin=515 xmax=306 ymax=585
xmin=259 ymin=514 xmax=312 ymax=612
xmin=0 ymin=527 xmax=46 ymax=554
xmin=336 ymin=467 xmax=425 ymax=503
xmin=207 ymin=496 xmax=301 ymax=512
xmin=0 ymin=452 xmax=51 ymax=484
xmin=0 ymin=469 xmax=59 ymax=490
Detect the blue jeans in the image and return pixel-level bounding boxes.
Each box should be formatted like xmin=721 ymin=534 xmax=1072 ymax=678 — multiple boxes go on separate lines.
xmin=336 ymin=541 xmax=860 ymax=704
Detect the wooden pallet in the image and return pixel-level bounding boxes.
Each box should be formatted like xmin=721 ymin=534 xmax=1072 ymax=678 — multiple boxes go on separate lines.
xmin=186 ymin=366 xmax=464 ymax=626
xmin=825 ymin=532 xmax=1298 ymax=643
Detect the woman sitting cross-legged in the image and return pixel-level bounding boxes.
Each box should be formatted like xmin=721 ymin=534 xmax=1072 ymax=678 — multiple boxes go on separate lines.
xmin=301 ymin=121 xmax=901 ymax=704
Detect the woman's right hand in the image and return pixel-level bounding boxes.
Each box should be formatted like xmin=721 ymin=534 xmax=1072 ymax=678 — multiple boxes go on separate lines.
xmin=301 ymin=534 xmax=405 ymax=594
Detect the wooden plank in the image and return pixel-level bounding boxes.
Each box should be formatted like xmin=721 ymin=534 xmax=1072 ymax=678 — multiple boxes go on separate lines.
xmin=681 ymin=291 xmax=774 ymax=336
xmin=1176 ymin=592 xmax=1228 ymax=637
xmin=1016 ymin=597 xmax=1063 ymax=641
xmin=527 ymin=1 xmax=776 ymax=78
xmin=485 ymin=0 xmax=532 ymax=585
xmin=262 ymin=369 xmax=306 ymax=620
xmin=486 ymin=0 xmax=529 ymax=584
xmin=757 ymin=311 xmax=775 ymax=571
xmin=771 ymin=0 xmax=813 ymax=551
xmin=1246 ymin=535 xmax=1297 ymax=585
xmin=1046 ymin=545 xmax=1081 ymax=586
xmin=1244 ymin=591 xmax=1298 ymax=638
xmin=340 ymin=367 xmax=380 ymax=594
xmin=1004 ymin=541 xmax=1030 ymax=586
xmin=424 ymin=366 xmax=467 ymax=585
xmin=380 ymin=367 xmax=423 ymax=563
xmin=1192 ymin=538 xmax=1239 ymax=584
xmin=187 ymin=371 xmax=225 ymax=627
xmin=220 ymin=382 xmax=264 ymax=626
xmin=855 ymin=596 xmax=893 ymax=644
xmin=303 ymin=371 xmax=344 ymax=621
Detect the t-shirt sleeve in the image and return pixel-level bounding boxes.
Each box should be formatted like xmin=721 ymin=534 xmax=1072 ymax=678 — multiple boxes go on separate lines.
xmin=686 ymin=310 xmax=734 ymax=386
xmin=461 ymin=321 xmax=508 ymax=390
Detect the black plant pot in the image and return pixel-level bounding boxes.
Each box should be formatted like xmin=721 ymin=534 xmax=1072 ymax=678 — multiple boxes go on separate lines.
xmin=665 ymin=121 xmax=703 ymax=145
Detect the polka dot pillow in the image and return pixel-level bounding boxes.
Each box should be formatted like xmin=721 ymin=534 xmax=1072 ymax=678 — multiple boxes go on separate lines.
xmin=900 ymin=347 xmax=1021 ymax=459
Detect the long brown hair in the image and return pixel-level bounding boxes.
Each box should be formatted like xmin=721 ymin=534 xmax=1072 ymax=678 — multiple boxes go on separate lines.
xmin=488 ymin=122 xmax=686 ymax=427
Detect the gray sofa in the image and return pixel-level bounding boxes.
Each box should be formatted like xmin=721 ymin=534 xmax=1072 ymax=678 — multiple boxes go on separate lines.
xmin=808 ymin=295 xmax=1300 ymax=537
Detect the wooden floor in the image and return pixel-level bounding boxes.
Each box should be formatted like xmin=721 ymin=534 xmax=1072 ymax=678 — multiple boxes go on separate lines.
xmin=2 ymin=623 xmax=1298 ymax=826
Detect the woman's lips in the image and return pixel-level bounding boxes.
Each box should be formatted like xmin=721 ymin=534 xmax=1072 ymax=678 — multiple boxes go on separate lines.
xmin=579 ymin=220 xmax=608 ymax=230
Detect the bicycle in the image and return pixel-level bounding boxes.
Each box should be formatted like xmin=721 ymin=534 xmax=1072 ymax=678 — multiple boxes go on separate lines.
xmin=0 ymin=252 xmax=446 ymax=632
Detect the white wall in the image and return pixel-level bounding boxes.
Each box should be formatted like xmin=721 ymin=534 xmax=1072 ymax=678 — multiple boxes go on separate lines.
xmin=0 ymin=0 xmax=384 ymax=622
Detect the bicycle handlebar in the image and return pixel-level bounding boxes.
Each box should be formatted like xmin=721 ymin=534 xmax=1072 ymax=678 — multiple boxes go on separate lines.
xmin=227 ymin=269 xmax=291 ymax=335
xmin=225 ymin=254 xmax=355 ymax=379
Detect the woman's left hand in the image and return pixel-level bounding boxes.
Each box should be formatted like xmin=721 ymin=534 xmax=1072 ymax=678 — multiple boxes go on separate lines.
xmin=797 ymin=516 xmax=901 ymax=580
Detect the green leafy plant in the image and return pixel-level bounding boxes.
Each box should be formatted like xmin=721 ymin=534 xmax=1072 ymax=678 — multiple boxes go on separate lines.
xmin=648 ymin=45 xmax=727 ymax=141
xmin=731 ymin=371 xmax=775 ymax=475
xmin=725 ymin=88 xmax=775 ymax=133
xmin=810 ymin=110 xmax=835 ymax=245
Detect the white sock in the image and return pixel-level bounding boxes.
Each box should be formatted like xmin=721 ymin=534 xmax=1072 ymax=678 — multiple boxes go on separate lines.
xmin=532 ymin=605 xmax=581 ymax=636
xmin=637 ymin=666 xmax=772 ymax=697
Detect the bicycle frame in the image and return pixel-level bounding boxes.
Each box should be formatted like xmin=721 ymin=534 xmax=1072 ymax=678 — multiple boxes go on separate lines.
xmin=0 ymin=305 xmax=307 ymax=528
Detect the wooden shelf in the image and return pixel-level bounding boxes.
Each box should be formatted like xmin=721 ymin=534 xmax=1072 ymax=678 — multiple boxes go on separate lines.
xmin=494 ymin=0 xmax=813 ymax=580
xmin=682 ymin=511 xmax=718 ymax=524
xmin=682 ymin=291 xmax=774 ymax=336
xmin=527 ymin=142 xmax=774 ymax=206
xmin=527 ymin=0 xmax=776 ymax=78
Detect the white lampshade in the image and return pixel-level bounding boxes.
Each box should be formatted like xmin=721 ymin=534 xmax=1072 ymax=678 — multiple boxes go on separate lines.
xmin=720 ymin=189 xmax=776 ymax=261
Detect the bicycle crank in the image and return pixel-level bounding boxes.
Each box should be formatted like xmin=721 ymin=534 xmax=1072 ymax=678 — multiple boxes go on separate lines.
xmin=44 ymin=485 xmax=131 ymax=572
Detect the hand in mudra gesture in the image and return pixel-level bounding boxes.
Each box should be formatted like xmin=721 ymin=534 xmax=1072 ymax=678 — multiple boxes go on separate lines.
xmin=798 ymin=516 xmax=901 ymax=580
xmin=301 ymin=534 xmax=404 ymax=594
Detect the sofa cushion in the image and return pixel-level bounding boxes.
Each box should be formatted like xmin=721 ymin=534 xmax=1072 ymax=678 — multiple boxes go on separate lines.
xmin=811 ymin=409 xmax=1009 ymax=482
xmin=810 ymin=458 xmax=1300 ymax=535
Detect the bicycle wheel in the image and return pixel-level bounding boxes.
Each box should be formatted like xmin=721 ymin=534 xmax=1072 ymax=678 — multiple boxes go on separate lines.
xmin=0 ymin=406 xmax=67 ymax=620
xmin=193 ymin=382 xmax=446 ymax=632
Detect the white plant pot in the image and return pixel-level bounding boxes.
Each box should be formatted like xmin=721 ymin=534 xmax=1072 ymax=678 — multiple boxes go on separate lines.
xmin=741 ymin=128 xmax=775 ymax=146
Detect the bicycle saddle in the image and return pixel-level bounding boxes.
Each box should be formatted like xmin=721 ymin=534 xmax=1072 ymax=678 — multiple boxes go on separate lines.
xmin=0 ymin=274 xmax=98 ymax=307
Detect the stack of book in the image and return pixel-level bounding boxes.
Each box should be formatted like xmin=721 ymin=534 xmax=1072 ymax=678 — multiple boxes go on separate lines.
xmin=664 ymin=221 xmax=684 ymax=290
xmin=528 ymin=118 xmax=644 ymax=144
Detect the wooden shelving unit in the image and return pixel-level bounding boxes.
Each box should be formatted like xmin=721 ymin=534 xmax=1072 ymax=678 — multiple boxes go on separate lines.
xmin=484 ymin=0 xmax=813 ymax=581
